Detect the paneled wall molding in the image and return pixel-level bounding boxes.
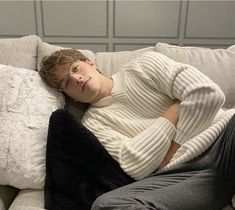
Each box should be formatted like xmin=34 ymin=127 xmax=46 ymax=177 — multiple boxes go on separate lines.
xmin=41 ymin=0 xmax=109 ymax=38
xmin=185 ymin=1 xmax=235 ymax=39
xmin=0 ymin=1 xmax=37 ymax=37
xmin=0 ymin=0 xmax=234 ymax=52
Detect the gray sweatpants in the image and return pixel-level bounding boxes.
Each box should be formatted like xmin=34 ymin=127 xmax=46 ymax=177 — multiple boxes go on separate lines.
xmin=92 ymin=114 xmax=235 ymax=210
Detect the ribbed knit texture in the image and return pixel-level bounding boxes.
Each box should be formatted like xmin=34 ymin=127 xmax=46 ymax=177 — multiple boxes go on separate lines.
xmin=82 ymin=52 xmax=235 ymax=180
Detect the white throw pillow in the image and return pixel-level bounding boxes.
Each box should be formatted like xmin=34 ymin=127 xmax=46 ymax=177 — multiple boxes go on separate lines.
xmin=0 ymin=65 xmax=65 ymax=189
xmin=95 ymin=46 xmax=155 ymax=76
xmin=155 ymin=43 xmax=235 ymax=109
xmin=0 ymin=35 xmax=40 ymax=70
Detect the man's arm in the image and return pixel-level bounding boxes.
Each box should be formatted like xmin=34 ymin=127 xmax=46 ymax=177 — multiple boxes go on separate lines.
xmin=139 ymin=52 xmax=225 ymax=146
xmin=83 ymin=111 xmax=177 ymax=180
xmin=158 ymin=141 xmax=180 ymax=169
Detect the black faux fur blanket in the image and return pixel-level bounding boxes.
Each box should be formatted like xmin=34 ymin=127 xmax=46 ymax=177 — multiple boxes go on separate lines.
xmin=44 ymin=109 xmax=134 ymax=210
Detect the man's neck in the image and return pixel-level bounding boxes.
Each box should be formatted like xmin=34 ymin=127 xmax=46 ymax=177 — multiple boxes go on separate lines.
xmin=91 ymin=75 xmax=113 ymax=104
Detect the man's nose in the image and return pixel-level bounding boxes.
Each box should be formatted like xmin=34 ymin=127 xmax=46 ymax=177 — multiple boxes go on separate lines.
xmin=70 ymin=73 xmax=82 ymax=82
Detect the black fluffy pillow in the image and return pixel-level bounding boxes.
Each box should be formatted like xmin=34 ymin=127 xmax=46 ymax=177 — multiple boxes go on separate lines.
xmin=44 ymin=109 xmax=133 ymax=210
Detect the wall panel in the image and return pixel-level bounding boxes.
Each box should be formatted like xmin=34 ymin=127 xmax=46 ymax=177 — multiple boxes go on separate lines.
xmin=0 ymin=1 xmax=37 ymax=36
xmin=186 ymin=1 xmax=235 ymax=38
xmin=114 ymin=1 xmax=180 ymax=38
xmin=41 ymin=1 xmax=108 ymax=37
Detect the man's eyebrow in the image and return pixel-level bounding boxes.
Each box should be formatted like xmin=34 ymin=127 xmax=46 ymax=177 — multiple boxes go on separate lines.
xmin=66 ymin=62 xmax=74 ymax=72
xmin=58 ymin=62 xmax=73 ymax=85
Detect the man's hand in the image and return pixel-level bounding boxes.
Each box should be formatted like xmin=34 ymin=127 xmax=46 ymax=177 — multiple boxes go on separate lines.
xmin=158 ymin=101 xmax=181 ymax=169
xmin=158 ymin=141 xmax=180 ymax=169
xmin=163 ymin=101 xmax=180 ymax=126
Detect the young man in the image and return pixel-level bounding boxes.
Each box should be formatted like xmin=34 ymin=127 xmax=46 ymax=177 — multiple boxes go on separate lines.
xmin=40 ymin=49 xmax=235 ymax=210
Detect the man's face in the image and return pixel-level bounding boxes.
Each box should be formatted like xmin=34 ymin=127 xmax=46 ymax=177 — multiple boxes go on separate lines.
xmin=54 ymin=60 xmax=102 ymax=103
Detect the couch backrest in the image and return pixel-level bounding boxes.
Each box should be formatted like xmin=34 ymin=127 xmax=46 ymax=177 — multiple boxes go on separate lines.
xmin=95 ymin=46 xmax=154 ymax=76
xmin=1 ymin=35 xmax=234 ymax=116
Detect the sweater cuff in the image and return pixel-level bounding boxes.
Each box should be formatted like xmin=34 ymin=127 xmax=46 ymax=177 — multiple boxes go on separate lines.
xmin=158 ymin=117 xmax=177 ymax=138
xmin=174 ymin=130 xmax=188 ymax=145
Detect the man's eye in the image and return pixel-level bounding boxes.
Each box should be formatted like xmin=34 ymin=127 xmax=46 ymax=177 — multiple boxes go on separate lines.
xmin=72 ymin=65 xmax=79 ymax=73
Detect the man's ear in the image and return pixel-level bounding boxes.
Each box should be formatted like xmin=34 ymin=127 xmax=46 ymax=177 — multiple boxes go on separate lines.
xmin=85 ymin=59 xmax=97 ymax=69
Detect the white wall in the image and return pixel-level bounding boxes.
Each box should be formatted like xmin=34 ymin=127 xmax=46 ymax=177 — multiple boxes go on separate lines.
xmin=0 ymin=0 xmax=234 ymax=52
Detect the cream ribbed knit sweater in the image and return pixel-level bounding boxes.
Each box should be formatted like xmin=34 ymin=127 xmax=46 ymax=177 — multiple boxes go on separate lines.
xmin=82 ymin=52 xmax=235 ymax=180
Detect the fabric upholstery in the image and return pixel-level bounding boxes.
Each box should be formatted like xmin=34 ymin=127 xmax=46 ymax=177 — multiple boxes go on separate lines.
xmin=155 ymin=43 xmax=235 ymax=109
xmin=8 ymin=189 xmax=44 ymax=210
xmin=0 ymin=186 xmax=18 ymax=210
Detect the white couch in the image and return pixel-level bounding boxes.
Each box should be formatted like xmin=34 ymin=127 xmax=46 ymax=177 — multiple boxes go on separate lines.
xmin=0 ymin=35 xmax=235 ymax=210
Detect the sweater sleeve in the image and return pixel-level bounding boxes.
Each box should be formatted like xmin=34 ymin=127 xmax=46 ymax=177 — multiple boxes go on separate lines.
xmin=82 ymin=114 xmax=176 ymax=180
xmin=135 ymin=51 xmax=225 ymax=145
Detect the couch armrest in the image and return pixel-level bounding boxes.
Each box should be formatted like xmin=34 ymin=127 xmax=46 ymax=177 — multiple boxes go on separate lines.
xmin=0 ymin=185 xmax=19 ymax=210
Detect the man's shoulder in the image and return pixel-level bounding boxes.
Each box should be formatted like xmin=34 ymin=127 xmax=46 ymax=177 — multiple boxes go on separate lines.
xmin=138 ymin=51 xmax=172 ymax=62
xmin=123 ymin=51 xmax=161 ymax=68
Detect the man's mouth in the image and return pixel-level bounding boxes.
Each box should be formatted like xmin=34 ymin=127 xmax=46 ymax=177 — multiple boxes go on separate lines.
xmin=82 ymin=77 xmax=91 ymax=92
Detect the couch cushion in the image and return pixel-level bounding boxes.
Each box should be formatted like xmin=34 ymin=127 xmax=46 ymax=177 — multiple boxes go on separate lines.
xmin=95 ymin=46 xmax=154 ymax=76
xmin=8 ymin=189 xmax=44 ymax=210
xmin=155 ymin=43 xmax=235 ymax=109
xmin=0 ymin=65 xmax=65 ymax=189
xmin=0 ymin=35 xmax=40 ymax=70
xmin=6 ymin=191 xmax=235 ymax=210
xmin=0 ymin=185 xmax=18 ymax=210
